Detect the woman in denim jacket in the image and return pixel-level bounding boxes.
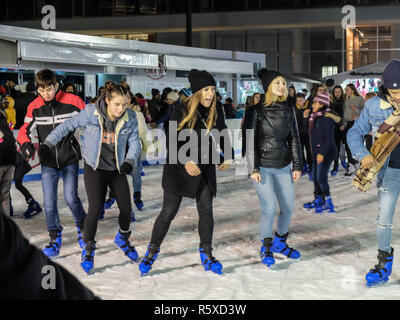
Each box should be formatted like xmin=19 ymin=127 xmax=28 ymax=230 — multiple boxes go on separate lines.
xmin=40 ymin=81 xmax=141 ymax=274
xmin=347 ymin=59 xmax=400 ymax=287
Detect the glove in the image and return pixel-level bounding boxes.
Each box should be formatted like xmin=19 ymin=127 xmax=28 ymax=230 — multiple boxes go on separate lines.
xmin=21 ymin=142 xmax=35 ymax=159
xmin=119 ymin=162 xmax=133 ymax=175
xmin=39 ymin=144 xmax=52 ymax=160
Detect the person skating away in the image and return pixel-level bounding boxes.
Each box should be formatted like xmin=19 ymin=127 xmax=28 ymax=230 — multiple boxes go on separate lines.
xmin=343 ymin=83 xmax=365 ymax=176
xmin=41 ymin=81 xmax=141 ymax=274
xmin=139 ymin=69 xmax=234 ymax=276
xmin=347 ymin=59 xmax=400 ymax=287
xmin=246 ymin=68 xmax=302 ymax=268
xmin=16 ymin=69 xmax=87 ymax=258
xmin=0 ymin=102 xmax=17 ymax=217
xmin=302 ymin=90 xmax=340 ymax=214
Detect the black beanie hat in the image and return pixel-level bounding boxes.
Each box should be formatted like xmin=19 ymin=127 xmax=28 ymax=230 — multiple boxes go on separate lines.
xmin=151 ymin=88 xmax=160 ymax=97
xmin=188 ymin=69 xmax=216 ymax=94
xmin=383 ymin=59 xmax=400 ymax=89
xmin=257 ymin=68 xmax=283 ymax=92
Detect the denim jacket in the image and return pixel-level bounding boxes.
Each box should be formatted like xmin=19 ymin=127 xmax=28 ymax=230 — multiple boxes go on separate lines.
xmin=347 ymin=95 xmax=394 ymax=186
xmin=45 ymin=104 xmax=141 ymax=172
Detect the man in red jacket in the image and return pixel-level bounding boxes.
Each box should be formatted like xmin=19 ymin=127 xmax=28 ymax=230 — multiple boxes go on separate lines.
xmin=17 ymin=69 xmax=87 ymax=259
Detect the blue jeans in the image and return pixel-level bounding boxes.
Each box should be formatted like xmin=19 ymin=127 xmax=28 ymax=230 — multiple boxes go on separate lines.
xmin=252 ymin=164 xmax=295 ymax=240
xmin=41 ymin=163 xmax=86 ymax=231
xmin=312 ymin=159 xmax=332 ymax=197
xmin=130 ymin=153 xmax=142 ymax=193
xmin=377 ymin=166 xmax=400 ymax=253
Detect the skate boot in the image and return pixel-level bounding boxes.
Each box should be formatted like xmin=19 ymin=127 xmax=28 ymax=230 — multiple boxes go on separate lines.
xmin=76 ymin=220 xmax=85 ymax=249
xmin=99 ymin=207 xmax=105 ymax=221
xmin=23 ymin=198 xmax=42 ymax=219
xmin=131 ymin=211 xmax=136 ymax=222
xmin=43 ymin=229 xmax=62 ymax=258
xmin=114 ymin=230 xmax=139 ymax=262
xmin=341 ymin=160 xmax=348 ymax=171
xmin=104 ymin=197 xmax=116 ymax=210
xmin=271 ymin=232 xmax=301 ymax=259
xmin=315 ymin=195 xmax=335 ymax=213
xmin=260 ymin=238 xmax=275 ymax=268
xmin=139 ymin=243 xmax=160 ymax=276
xmin=141 ymin=169 xmax=145 ymax=176
xmin=303 ymin=195 xmax=324 ymax=210
xmin=133 ymin=192 xmax=144 ymax=211
xmin=366 ymin=248 xmax=394 ymax=287
xmin=199 ymin=244 xmax=223 ymax=274
xmin=308 ymin=171 xmax=313 ymax=181
xmin=81 ymin=240 xmax=96 ymax=274
xmin=330 ymin=165 xmax=338 ymax=176
xmin=302 ymin=164 xmax=309 ymax=176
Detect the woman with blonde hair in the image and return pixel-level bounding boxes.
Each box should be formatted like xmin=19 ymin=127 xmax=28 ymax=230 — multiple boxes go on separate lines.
xmin=139 ymin=69 xmax=233 ymax=276
xmin=246 ymin=68 xmax=302 ymax=268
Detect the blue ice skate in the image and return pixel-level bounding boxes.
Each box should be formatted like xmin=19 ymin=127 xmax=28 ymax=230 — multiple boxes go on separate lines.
xmin=114 ymin=230 xmax=139 ymax=262
xmin=260 ymin=238 xmax=275 ymax=267
xmin=199 ymin=244 xmax=223 ymax=274
xmin=139 ymin=243 xmax=160 ymax=276
xmin=76 ymin=222 xmax=85 ymax=249
xmin=104 ymin=197 xmax=116 ymax=210
xmin=23 ymin=198 xmax=42 ymax=219
xmin=303 ymin=195 xmax=324 ymax=210
xmin=366 ymin=248 xmax=393 ymax=287
xmin=315 ymin=196 xmax=335 ymax=213
xmin=43 ymin=230 xmax=62 ymax=258
xmin=81 ymin=240 xmax=96 ymax=274
xmin=271 ymin=232 xmax=301 ymax=259
xmin=133 ymin=192 xmax=144 ymax=211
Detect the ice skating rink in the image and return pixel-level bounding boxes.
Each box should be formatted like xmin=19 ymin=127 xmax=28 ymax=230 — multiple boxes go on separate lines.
xmin=11 ymin=164 xmax=400 ymax=300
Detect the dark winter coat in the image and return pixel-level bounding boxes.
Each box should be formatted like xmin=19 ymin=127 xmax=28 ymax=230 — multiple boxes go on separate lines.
xmin=293 ymin=104 xmax=310 ymax=135
xmin=246 ymin=101 xmax=302 ymax=173
xmin=162 ymin=102 xmax=234 ymax=198
xmin=303 ymin=108 xmax=338 ymax=162
xmin=14 ymin=92 xmax=37 ymax=130
xmin=0 ymin=109 xmax=17 ymax=166
xmin=241 ymin=105 xmax=256 ymax=157
xmin=0 ymin=209 xmax=99 ymax=300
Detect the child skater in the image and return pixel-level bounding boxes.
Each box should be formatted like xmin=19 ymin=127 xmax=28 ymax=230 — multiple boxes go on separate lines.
xmin=40 ymin=81 xmax=141 ymax=274
xmin=303 ymin=90 xmax=340 ymax=213
xmin=139 ymin=69 xmax=234 ymax=276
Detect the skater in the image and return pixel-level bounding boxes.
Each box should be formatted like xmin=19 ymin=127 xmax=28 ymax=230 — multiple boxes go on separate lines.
xmin=16 ymin=69 xmax=87 ymax=258
xmin=246 ymin=68 xmax=302 ymax=268
xmin=41 ymin=81 xmax=141 ymax=274
xmin=302 ymin=90 xmax=340 ymax=214
xmin=0 ymin=100 xmax=17 ymax=216
xmin=139 ymin=69 xmax=233 ymax=276
xmin=241 ymin=93 xmax=261 ymax=157
xmin=348 ymin=59 xmax=400 ymax=287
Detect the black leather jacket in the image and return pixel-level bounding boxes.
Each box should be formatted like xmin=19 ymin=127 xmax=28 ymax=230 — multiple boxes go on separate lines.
xmin=245 ymin=101 xmax=302 ymax=173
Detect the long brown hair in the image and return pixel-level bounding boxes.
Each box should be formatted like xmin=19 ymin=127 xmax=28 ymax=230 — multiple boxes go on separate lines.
xmin=177 ymin=90 xmax=217 ymax=132
xmin=263 ymin=76 xmax=288 ymax=107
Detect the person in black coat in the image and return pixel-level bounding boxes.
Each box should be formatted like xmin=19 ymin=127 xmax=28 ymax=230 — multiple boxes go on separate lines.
xmin=0 ymin=102 xmax=17 ymax=216
xmin=139 ymin=69 xmax=234 ymax=276
xmin=303 ymin=90 xmax=340 ymax=214
xmin=0 ymin=207 xmax=98 ymax=300
xmin=14 ymin=81 xmax=37 ymax=130
xmin=246 ymin=68 xmax=302 ymax=268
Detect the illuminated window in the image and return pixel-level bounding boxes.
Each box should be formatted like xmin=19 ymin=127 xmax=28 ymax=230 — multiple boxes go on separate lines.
xmin=322 ymin=66 xmax=338 ymax=78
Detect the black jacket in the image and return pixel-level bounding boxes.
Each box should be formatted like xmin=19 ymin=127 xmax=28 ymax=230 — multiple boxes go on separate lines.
xmin=17 ymin=88 xmax=85 ymax=169
xmin=0 ymin=209 xmax=98 ymax=300
xmin=14 ymin=92 xmax=37 ymax=130
xmin=246 ymin=101 xmax=302 ymax=173
xmin=162 ymin=102 xmax=234 ymax=198
xmin=0 ymin=110 xmax=17 ymax=166
xmin=293 ymin=104 xmax=310 ymax=135
xmin=241 ymin=105 xmax=256 ymax=157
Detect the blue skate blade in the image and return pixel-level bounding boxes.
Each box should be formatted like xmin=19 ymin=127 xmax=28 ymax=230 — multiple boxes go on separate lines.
xmin=366 ymin=277 xmax=389 ymax=287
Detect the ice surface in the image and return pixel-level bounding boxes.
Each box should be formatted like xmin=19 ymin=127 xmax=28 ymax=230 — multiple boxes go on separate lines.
xmin=9 ymin=164 xmax=400 ymax=300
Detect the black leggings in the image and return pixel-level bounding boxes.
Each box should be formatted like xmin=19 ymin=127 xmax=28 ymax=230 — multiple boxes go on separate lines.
xmin=150 ymin=177 xmax=214 ymax=248
xmin=343 ymin=121 xmax=357 ymax=165
xmin=300 ymin=133 xmax=312 ymax=171
xmin=83 ymin=163 xmax=132 ymax=242
xmin=13 ymin=157 xmax=33 ymax=202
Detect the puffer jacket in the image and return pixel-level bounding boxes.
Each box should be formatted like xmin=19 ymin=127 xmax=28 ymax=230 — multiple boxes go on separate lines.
xmin=245 ymin=101 xmax=302 ymax=174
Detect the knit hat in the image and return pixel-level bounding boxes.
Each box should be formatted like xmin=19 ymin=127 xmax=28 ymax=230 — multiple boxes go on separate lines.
xmin=137 ymin=98 xmax=146 ymax=108
xmin=257 ymin=68 xmax=283 ymax=92
xmin=167 ymin=91 xmax=179 ymax=102
xmin=313 ymin=90 xmax=330 ymax=107
xmin=151 ymin=88 xmax=160 ymax=97
xmin=188 ymin=69 xmax=216 ymax=94
xmin=179 ymin=87 xmax=192 ymax=97
xmin=383 ymin=59 xmax=400 ymax=89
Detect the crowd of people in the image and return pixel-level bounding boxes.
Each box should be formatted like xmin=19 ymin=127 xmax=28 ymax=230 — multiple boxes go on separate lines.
xmin=1 ymin=59 xmax=400 ymax=298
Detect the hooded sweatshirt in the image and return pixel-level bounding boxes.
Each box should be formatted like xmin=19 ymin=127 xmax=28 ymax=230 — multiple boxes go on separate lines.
xmin=96 ymin=97 xmax=122 ymax=171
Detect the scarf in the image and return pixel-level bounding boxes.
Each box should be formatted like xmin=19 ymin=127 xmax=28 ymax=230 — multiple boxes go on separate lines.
xmin=352 ymin=95 xmax=400 ymax=192
xmin=308 ymin=108 xmax=331 ymax=135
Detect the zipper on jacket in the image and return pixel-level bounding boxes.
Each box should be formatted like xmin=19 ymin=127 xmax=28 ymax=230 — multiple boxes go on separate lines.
xmin=71 ymin=139 xmax=79 ymax=160
xmin=52 ymin=107 xmax=60 ymax=169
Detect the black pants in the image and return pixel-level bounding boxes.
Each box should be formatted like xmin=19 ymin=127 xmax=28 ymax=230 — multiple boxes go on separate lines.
xmin=13 ymin=157 xmax=33 ymax=202
xmin=343 ymin=121 xmax=357 ymax=165
xmin=83 ymin=163 xmax=132 ymax=242
xmin=333 ymin=128 xmax=345 ymax=169
xmin=300 ymin=133 xmax=312 ymax=171
xmin=150 ymin=177 xmax=214 ymax=248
